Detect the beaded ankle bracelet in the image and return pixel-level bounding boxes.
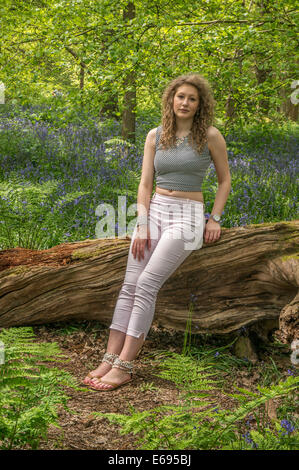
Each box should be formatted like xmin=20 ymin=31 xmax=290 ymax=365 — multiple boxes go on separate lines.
xmin=112 ymin=357 xmax=134 ymax=373
xmin=102 ymin=352 xmax=119 ymax=365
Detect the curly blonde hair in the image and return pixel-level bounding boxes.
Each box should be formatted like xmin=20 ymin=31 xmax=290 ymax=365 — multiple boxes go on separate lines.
xmin=159 ymin=73 xmax=216 ymax=154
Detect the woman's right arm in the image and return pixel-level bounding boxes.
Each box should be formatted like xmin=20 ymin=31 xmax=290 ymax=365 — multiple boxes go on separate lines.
xmin=132 ymin=128 xmax=156 ymax=261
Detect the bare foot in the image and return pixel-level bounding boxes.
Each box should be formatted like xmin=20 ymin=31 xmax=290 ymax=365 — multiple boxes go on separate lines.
xmin=90 ymin=367 xmax=131 ymax=390
xmin=83 ymin=361 xmax=113 ymax=385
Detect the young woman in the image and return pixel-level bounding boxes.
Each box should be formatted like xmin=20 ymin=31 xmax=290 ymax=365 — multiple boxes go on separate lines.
xmin=83 ymin=73 xmax=231 ymax=391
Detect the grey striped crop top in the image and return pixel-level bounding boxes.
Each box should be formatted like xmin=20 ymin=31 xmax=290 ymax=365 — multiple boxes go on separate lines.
xmin=154 ymin=125 xmax=211 ymax=191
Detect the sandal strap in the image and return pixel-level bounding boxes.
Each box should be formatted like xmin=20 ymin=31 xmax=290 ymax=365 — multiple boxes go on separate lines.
xmin=112 ymin=357 xmax=134 ymax=373
xmin=102 ymin=352 xmax=119 ymax=365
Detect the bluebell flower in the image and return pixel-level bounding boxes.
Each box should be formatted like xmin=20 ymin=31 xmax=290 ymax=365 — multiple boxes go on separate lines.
xmin=242 ymin=432 xmax=258 ymax=448
xmin=280 ymin=419 xmax=295 ymax=435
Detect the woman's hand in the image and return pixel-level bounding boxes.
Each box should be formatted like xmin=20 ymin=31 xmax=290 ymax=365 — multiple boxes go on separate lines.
xmin=204 ymin=218 xmax=221 ymax=244
xmin=132 ymin=225 xmax=151 ymax=261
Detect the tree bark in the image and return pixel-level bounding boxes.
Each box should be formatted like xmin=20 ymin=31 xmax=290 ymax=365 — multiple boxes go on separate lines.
xmin=121 ymin=69 xmax=136 ymax=143
xmin=99 ymin=27 xmax=119 ymax=119
xmin=280 ymin=83 xmax=299 ymax=122
xmin=0 ymin=221 xmax=298 ymax=346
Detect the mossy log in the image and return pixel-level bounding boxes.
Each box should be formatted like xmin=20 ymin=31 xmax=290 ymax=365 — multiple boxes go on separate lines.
xmin=0 ymin=220 xmax=298 ymax=348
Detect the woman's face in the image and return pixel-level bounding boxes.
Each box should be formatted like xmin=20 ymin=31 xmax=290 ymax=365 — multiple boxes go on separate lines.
xmin=173 ymin=84 xmax=200 ymax=119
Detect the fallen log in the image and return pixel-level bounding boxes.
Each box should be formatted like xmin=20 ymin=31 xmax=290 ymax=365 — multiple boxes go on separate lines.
xmin=0 ymin=220 xmax=298 ymax=351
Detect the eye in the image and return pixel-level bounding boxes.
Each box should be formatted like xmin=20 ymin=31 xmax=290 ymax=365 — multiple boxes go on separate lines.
xmin=177 ymin=95 xmax=196 ymax=101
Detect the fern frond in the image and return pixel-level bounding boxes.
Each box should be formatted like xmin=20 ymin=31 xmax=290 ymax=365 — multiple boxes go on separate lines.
xmin=0 ymin=326 xmax=79 ymax=450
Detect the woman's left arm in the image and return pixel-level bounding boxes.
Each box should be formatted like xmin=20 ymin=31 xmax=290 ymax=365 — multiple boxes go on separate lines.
xmin=204 ymin=127 xmax=231 ymax=244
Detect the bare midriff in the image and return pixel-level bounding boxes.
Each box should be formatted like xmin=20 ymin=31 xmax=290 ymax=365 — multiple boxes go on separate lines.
xmin=155 ymin=186 xmax=204 ymax=203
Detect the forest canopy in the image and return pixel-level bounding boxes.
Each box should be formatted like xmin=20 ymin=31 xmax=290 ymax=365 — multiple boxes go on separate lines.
xmin=0 ymin=0 xmax=298 ymax=135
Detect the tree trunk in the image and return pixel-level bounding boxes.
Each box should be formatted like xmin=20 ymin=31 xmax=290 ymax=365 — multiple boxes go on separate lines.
xmin=0 ymin=221 xmax=298 ymax=347
xmin=280 ymin=84 xmax=299 ymax=122
xmin=253 ymin=63 xmax=272 ymax=115
xmin=80 ymin=64 xmax=84 ymax=90
xmin=99 ymin=27 xmax=119 ymax=119
xmin=121 ymin=69 xmax=136 ymax=143
xmin=121 ymin=1 xmax=136 ymax=143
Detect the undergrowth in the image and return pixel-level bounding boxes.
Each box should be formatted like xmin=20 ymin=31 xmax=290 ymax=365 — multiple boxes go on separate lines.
xmin=92 ymin=349 xmax=299 ymax=450
xmin=0 ymin=324 xmax=298 ymax=450
xmin=0 ymin=326 xmax=82 ymax=450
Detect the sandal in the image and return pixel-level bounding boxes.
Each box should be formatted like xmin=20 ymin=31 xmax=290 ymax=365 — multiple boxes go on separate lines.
xmin=90 ymin=357 xmax=134 ymax=391
xmin=82 ymin=352 xmax=119 ymax=385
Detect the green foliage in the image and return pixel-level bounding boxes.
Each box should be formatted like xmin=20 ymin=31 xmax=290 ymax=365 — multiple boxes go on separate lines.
xmin=258 ymin=356 xmax=284 ymax=387
xmin=0 ymin=178 xmax=90 ymax=250
xmin=103 ymin=136 xmax=137 ymax=170
xmin=1 ymin=0 xmax=297 ymax=127
xmin=0 ymin=105 xmax=297 ymax=250
xmin=92 ymin=350 xmax=299 ymax=450
xmin=94 ymin=308 xmax=299 ymax=450
xmin=238 ymin=424 xmax=298 ymax=450
xmin=92 ymin=350 xmax=221 ymax=450
xmin=104 ymin=137 xmax=134 ymax=149
xmin=189 ymin=340 xmax=251 ymax=375
xmin=0 ymin=327 xmax=82 ymax=450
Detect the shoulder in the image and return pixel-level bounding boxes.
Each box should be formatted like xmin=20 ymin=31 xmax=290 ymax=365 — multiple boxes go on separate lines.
xmin=147 ymin=126 xmax=161 ymax=148
xmin=207 ymin=126 xmax=223 ymax=140
xmin=148 ymin=126 xmax=160 ymax=138
xmin=207 ymin=126 xmax=226 ymax=151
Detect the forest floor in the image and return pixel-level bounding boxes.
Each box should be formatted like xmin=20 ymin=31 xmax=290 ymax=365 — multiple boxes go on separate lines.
xmin=30 ymin=319 xmax=296 ymax=451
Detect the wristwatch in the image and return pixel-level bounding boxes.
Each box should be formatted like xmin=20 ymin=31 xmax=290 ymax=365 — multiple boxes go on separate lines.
xmin=210 ymin=214 xmax=221 ymax=223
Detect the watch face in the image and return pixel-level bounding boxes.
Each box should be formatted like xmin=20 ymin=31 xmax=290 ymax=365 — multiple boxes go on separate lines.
xmin=213 ymin=215 xmax=220 ymax=222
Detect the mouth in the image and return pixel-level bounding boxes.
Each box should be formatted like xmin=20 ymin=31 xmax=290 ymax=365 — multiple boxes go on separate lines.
xmin=179 ymin=109 xmax=189 ymax=112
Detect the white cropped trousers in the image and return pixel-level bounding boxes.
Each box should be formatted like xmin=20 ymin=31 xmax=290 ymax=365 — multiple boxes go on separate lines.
xmin=109 ymin=192 xmax=206 ymax=341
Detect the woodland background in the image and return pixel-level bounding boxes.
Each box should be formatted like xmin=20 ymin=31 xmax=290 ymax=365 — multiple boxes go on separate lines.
xmin=0 ymin=0 xmax=298 ymax=451
xmin=1 ymin=0 xmax=298 ymax=135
